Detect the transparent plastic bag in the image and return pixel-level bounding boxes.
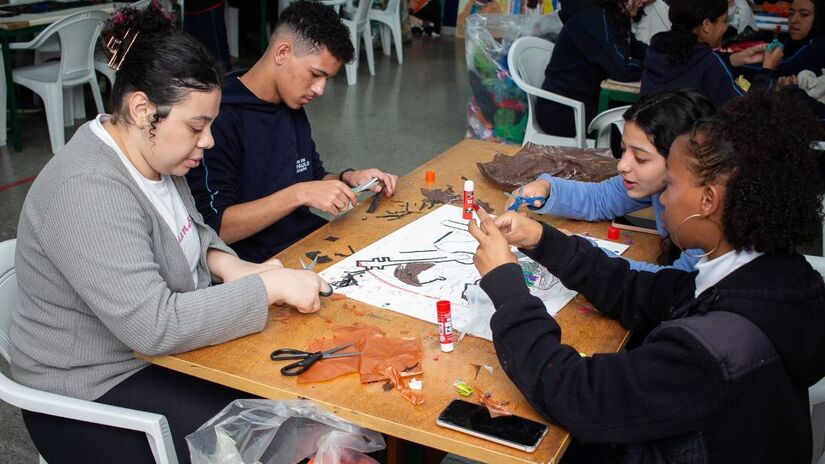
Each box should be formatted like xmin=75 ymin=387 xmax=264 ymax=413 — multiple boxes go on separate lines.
xmin=465 ymin=13 xmax=563 ymax=144
xmin=186 ymin=399 xmax=385 ymax=464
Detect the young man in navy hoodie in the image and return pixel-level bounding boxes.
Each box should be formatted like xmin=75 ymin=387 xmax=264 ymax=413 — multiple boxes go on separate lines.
xmin=187 ymin=0 xmax=398 ymax=263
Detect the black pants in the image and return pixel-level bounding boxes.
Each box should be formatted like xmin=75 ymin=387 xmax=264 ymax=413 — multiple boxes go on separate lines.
xmin=411 ymin=0 xmax=442 ymax=33
xmin=22 ymin=365 xmax=252 ymax=464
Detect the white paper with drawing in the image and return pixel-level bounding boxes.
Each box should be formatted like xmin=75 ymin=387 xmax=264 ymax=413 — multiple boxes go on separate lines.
xmin=319 ymin=205 xmax=629 ymax=340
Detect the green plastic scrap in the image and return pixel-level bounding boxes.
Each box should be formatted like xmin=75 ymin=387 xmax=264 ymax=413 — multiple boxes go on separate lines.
xmin=454 ymin=380 xmax=474 ymax=397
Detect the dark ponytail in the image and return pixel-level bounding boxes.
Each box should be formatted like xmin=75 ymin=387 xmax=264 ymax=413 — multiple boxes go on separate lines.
xmin=657 ymin=0 xmax=727 ymax=65
xmin=597 ymin=0 xmax=634 ymax=40
xmin=100 ymin=1 xmax=223 ymax=129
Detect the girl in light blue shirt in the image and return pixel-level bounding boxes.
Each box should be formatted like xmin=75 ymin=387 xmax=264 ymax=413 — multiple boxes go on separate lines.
xmin=508 ymin=90 xmax=715 ymax=272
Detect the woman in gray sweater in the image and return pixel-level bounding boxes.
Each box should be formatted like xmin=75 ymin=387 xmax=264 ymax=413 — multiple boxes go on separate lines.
xmin=9 ymin=3 xmax=329 ymax=462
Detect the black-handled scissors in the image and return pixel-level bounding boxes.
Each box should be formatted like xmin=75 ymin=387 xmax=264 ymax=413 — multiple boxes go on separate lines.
xmin=270 ymin=342 xmax=362 ymax=376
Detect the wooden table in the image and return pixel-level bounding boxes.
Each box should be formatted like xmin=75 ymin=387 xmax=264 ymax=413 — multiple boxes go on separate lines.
xmin=0 ymin=0 xmax=127 ymax=151
xmin=143 ymin=139 xmax=661 ymax=464
xmin=598 ymin=79 xmax=641 ymax=114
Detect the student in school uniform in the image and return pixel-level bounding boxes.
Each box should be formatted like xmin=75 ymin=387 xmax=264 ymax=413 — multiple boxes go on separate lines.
xmin=470 ymin=90 xmax=825 ymax=463
xmin=186 ymin=1 xmax=399 ymax=264
xmin=535 ymin=0 xmax=648 ymax=138
xmin=641 ymin=0 xmax=783 ymax=108
xmin=9 ymin=3 xmax=331 ymax=463
xmin=743 ymin=0 xmax=825 ymax=77
xmin=506 ymin=89 xmax=715 ymax=272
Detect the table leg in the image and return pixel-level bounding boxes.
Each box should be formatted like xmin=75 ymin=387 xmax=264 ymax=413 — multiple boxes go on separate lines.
xmin=598 ymin=87 xmax=609 ymax=115
xmin=2 ymin=33 xmax=21 ymax=152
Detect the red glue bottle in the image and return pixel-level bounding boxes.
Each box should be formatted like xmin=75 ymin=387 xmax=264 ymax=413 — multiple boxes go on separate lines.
xmin=437 ymin=300 xmax=454 ymax=352
xmin=462 ymin=180 xmax=474 ymax=220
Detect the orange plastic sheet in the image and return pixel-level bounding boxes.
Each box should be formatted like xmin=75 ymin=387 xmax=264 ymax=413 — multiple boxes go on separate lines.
xmin=297 ymin=325 xmax=384 ymax=384
xmin=477 ymin=388 xmax=512 ymax=418
xmin=383 ymin=366 xmax=425 ymax=406
xmin=296 ymin=325 xmax=424 ymax=386
xmin=359 ymin=335 xmax=424 ymax=384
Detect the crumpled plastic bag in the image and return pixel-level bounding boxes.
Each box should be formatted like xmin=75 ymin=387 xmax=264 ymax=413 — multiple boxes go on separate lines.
xmin=798 ymin=68 xmax=825 ymax=103
xmin=186 ymin=399 xmax=385 ymax=464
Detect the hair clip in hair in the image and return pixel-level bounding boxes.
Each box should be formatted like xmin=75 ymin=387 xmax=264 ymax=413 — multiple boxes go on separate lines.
xmin=106 ymin=28 xmax=139 ymax=72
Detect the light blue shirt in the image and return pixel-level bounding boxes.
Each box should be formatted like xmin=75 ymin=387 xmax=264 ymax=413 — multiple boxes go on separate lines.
xmin=531 ymin=173 xmax=700 ymax=272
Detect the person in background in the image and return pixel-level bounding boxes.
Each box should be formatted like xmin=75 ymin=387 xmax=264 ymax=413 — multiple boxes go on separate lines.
xmin=632 ymin=0 xmax=671 ymax=44
xmin=186 ymin=1 xmax=399 ymax=264
xmin=9 ymin=3 xmax=329 ymax=462
xmin=471 ymin=89 xmax=825 ymax=463
xmin=410 ymin=0 xmax=442 ymax=36
xmin=184 ymin=0 xmax=231 ymax=70
xmin=741 ymin=0 xmax=825 ymax=77
xmin=507 ymin=90 xmax=714 ymax=272
xmin=641 ymin=0 xmax=783 ymax=108
xmin=727 ymin=0 xmax=757 ymax=34
xmin=536 ymin=0 xmax=648 ymax=138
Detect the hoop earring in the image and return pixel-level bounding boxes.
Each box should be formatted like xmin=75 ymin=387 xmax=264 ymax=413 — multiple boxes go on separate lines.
xmin=672 ymin=213 xmax=722 ymax=259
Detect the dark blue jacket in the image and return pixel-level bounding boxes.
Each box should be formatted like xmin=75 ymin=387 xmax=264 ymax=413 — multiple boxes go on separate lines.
xmin=186 ymin=71 xmax=328 ymax=263
xmin=536 ymin=0 xmax=646 ymax=137
xmin=739 ymin=37 xmax=825 ymax=78
xmin=484 ymin=224 xmax=825 ymax=463
xmin=641 ymin=34 xmax=751 ymax=109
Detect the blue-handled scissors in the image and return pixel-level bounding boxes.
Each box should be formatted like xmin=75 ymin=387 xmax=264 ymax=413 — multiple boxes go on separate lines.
xmin=270 ymin=342 xmax=362 ymax=376
xmin=505 ymin=186 xmax=546 ymax=212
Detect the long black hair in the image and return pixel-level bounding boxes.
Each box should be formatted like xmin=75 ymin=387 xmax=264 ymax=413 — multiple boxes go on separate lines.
xmin=623 ymin=89 xmax=716 ymax=264
xmin=656 ymin=0 xmax=727 ymax=65
xmin=597 ymin=0 xmax=636 ymax=39
xmin=100 ymin=1 xmax=223 ymax=131
xmin=624 ymin=89 xmax=716 ymax=157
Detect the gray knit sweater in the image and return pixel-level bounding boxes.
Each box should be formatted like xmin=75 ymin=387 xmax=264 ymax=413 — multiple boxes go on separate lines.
xmin=10 ymin=122 xmax=269 ymax=401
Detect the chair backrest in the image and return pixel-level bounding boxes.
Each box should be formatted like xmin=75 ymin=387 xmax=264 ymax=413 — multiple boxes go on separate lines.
xmin=587 ymin=105 xmax=631 ymax=149
xmin=55 ymin=11 xmax=110 ymax=85
xmin=381 ymin=0 xmax=401 ymax=14
xmin=508 ymin=36 xmax=553 ymax=91
xmin=0 ymin=239 xmax=17 ymax=363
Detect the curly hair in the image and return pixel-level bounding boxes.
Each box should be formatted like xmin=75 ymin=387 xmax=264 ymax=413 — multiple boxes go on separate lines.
xmin=101 ymin=1 xmax=223 ymax=136
xmin=656 ymin=0 xmax=727 ymax=65
xmin=687 ymin=90 xmax=825 ymax=253
xmin=275 ymin=0 xmax=355 ymax=64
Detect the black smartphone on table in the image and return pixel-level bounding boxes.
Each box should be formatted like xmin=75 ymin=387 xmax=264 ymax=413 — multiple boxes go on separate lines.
xmin=436 ymin=399 xmax=549 ymax=453
xmin=611 ymin=215 xmax=658 ymax=235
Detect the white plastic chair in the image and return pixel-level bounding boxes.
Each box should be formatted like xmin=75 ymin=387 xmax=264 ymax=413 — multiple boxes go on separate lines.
xmin=587 ymin=105 xmax=630 ymax=149
xmin=0 ymin=239 xmax=179 ymax=464
xmin=225 ymin=3 xmax=240 ymax=62
xmin=342 ymin=0 xmax=375 ymax=85
xmin=369 ymin=0 xmax=403 ymax=64
xmin=508 ymin=36 xmax=588 ymax=148
xmin=10 ymin=11 xmax=108 ymax=153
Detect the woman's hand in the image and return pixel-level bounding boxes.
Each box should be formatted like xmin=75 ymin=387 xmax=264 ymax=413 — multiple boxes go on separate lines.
xmin=762 ymin=46 xmax=784 ymax=69
xmin=223 ymin=257 xmax=284 ymax=283
xmin=207 ymin=249 xmax=282 ymax=283
xmin=468 ymin=208 xmax=518 ymax=277
xmin=492 ymin=211 xmax=545 ymax=250
xmin=729 ymin=44 xmax=767 ymax=67
xmin=504 ymin=179 xmax=550 ymax=210
xmin=260 ymin=268 xmax=331 ymax=313
xmin=777 ymin=75 xmax=799 ymax=87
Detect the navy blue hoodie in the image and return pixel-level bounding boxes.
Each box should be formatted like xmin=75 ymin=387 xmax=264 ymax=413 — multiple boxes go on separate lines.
xmin=186 ymin=71 xmax=328 ymax=263
xmin=739 ymin=37 xmax=825 ymax=79
xmin=641 ymin=33 xmax=752 ymax=109
xmin=536 ymin=0 xmax=646 ymax=137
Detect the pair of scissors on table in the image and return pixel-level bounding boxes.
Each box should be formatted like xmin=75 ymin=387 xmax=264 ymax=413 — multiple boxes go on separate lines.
xmin=270 ymin=342 xmax=362 ymax=376
xmin=299 ymin=256 xmax=334 ymax=297
xmin=505 ymin=186 xmax=546 ymax=212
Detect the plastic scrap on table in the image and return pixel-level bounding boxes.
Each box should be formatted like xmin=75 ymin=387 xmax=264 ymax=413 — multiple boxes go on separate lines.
xmin=465 ymin=13 xmax=563 ymax=144
xmin=454 ymin=380 xmax=474 ymax=397
xmin=186 ymin=399 xmax=385 ymax=464
xmin=478 ymin=389 xmax=513 ymax=418
xmin=383 ymin=366 xmax=425 ymax=405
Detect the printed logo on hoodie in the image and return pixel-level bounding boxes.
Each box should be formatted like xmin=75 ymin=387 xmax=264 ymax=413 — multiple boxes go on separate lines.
xmin=296 ymin=157 xmax=310 ymax=174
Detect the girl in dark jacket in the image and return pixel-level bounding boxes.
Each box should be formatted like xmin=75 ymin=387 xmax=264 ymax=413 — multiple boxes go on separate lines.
xmin=641 ymin=0 xmax=783 ymax=108
xmin=470 ymin=90 xmax=825 ymax=463
xmin=536 ymin=0 xmax=647 ymax=138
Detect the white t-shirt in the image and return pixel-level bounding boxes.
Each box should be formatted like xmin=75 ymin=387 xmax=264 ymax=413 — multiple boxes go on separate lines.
xmin=91 ymin=115 xmax=201 ymax=286
xmin=694 ymin=249 xmax=764 ymax=298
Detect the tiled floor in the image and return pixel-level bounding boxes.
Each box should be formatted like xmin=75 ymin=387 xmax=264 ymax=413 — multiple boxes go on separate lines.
xmin=0 ymin=34 xmax=472 ymax=463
